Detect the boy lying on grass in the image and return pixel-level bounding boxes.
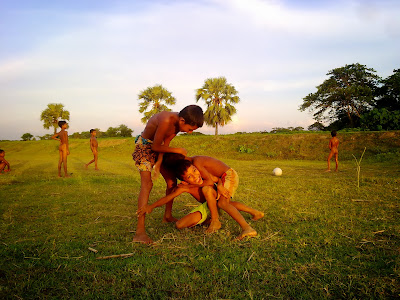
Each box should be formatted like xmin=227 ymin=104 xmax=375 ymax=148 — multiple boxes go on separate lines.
xmin=137 ymin=153 xmax=264 ymax=240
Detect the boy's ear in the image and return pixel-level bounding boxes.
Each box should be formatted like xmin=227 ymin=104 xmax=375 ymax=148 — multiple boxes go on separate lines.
xmin=179 ymin=117 xmax=186 ymax=124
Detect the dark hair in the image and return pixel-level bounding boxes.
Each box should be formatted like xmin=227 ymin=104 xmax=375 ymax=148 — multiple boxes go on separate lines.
xmin=58 ymin=120 xmax=67 ymax=128
xmin=0 ymin=149 xmax=4 ymax=154
xmin=179 ymin=105 xmax=204 ymax=127
xmin=162 ymin=153 xmax=192 ymax=181
xmin=90 ymin=129 xmax=96 ymax=133
xmin=331 ymin=130 xmax=337 ymax=137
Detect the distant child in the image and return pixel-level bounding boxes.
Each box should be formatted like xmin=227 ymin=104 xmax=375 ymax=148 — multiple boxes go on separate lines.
xmin=132 ymin=105 xmax=204 ymax=243
xmin=0 ymin=149 xmax=11 ymax=173
xmin=52 ymin=120 xmax=70 ymax=177
xmin=326 ymin=130 xmax=339 ymax=172
xmin=137 ymin=154 xmax=264 ymax=240
xmin=85 ymin=129 xmax=99 ymax=170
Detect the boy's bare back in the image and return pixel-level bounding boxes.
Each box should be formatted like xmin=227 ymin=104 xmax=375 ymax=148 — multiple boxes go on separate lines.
xmin=141 ymin=111 xmax=180 ymax=143
xmin=191 ymin=156 xmax=230 ymax=179
xmin=329 ymin=137 xmax=339 ymax=153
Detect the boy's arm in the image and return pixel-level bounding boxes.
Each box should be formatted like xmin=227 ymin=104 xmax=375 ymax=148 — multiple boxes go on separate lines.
xmin=136 ymin=187 xmax=187 ymax=217
xmin=51 ymin=132 xmax=60 ymax=141
xmin=3 ymin=159 xmax=10 ymax=171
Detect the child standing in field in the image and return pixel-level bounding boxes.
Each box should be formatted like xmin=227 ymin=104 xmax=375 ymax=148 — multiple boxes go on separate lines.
xmin=0 ymin=149 xmax=11 ymax=173
xmin=326 ymin=130 xmax=339 ymax=172
xmin=52 ymin=120 xmax=70 ymax=178
xmin=85 ymin=129 xmax=99 ymax=170
xmin=137 ymin=153 xmax=264 ymax=240
xmin=132 ymin=105 xmax=204 ymax=244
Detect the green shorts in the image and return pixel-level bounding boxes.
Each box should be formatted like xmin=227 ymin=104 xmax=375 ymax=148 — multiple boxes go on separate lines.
xmin=189 ymin=202 xmax=210 ymax=226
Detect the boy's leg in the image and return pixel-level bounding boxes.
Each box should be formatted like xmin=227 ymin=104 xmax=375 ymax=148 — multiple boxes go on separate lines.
xmin=334 ymin=153 xmax=339 ymax=171
xmin=202 ymin=186 xmax=221 ymax=233
xmin=160 ymin=165 xmax=178 ymax=223
xmin=326 ymin=152 xmax=333 ymax=171
xmin=230 ymin=201 xmax=264 ymax=220
xmin=94 ymin=151 xmax=98 ymax=170
xmin=58 ymin=149 xmax=63 ymax=177
xmin=62 ymin=148 xmax=69 ymax=177
xmin=176 ymin=212 xmax=202 ymax=229
xmin=133 ymin=171 xmax=153 ymax=243
xmin=217 ymin=196 xmax=257 ymax=240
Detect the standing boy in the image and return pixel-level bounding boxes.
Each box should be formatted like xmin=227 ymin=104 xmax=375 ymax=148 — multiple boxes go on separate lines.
xmin=132 ymin=105 xmax=204 ymax=243
xmin=0 ymin=149 xmax=11 ymax=173
xmin=326 ymin=130 xmax=339 ymax=172
xmin=85 ymin=129 xmax=99 ymax=170
xmin=52 ymin=120 xmax=70 ymax=177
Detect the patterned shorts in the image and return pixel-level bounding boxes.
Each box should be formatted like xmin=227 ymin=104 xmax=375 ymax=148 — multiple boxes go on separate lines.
xmin=132 ymin=135 xmax=157 ymax=172
xmin=217 ymin=168 xmax=239 ymax=199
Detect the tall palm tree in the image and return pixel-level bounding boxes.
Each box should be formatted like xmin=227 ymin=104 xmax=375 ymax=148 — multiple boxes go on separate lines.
xmin=40 ymin=103 xmax=70 ymax=134
xmin=138 ymin=84 xmax=176 ymax=123
xmin=196 ymin=77 xmax=240 ymax=136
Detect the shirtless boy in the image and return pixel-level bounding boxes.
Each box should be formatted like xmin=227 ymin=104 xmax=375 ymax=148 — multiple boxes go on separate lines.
xmin=52 ymin=120 xmax=70 ymax=177
xmin=137 ymin=154 xmax=264 ymax=240
xmin=0 ymin=149 xmax=11 ymax=173
xmin=132 ymin=105 xmax=204 ymax=243
xmin=85 ymin=129 xmax=99 ymax=170
xmin=326 ymin=130 xmax=339 ymax=172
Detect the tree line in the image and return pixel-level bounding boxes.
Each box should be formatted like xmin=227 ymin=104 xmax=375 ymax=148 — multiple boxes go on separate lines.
xmin=20 ymin=69 xmax=399 ymax=141
xmin=300 ymin=64 xmax=400 ymax=131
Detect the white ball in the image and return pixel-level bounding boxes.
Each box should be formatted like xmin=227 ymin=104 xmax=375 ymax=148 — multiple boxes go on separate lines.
xmin=272 ymin=168 xmax=282 ymax=176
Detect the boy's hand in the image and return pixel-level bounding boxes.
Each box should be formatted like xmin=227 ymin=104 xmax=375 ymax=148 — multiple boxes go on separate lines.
xmin=217 ymin=184 xmax=230 ymax=199
xmin=136 ymin=205 xmax=153 ymax=217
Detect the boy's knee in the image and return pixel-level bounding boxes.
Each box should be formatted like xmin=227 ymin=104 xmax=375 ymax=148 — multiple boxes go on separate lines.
xmin=175 ymin=220 xmax=184 ymax=230
xmin=202 ymin=185 xmax=214 ymax=194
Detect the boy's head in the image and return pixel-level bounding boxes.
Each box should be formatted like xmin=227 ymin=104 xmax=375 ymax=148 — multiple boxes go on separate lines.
xmin=163 ymin=153 xmax=203 ymax=185
xmin=178 ymin=105 xmax=204 ymax=134
xmin=0 ymin=149 xmax=4 ymax=157
xmin=90 ymin=129 xmax=97 ymax=136
xmin=58 ymin=120 xmax=68 ymax=128
xmin=331 ymin=130 xmax=337 ymax=137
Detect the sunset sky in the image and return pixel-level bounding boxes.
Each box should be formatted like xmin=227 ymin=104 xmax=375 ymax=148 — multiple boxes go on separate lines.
xmin=1 ymin=0 xmax=399 ymax=140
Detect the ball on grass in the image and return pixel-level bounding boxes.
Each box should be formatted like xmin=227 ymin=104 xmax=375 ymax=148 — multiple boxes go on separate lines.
xmin=272 ymin=167 xmax=282 ymax=176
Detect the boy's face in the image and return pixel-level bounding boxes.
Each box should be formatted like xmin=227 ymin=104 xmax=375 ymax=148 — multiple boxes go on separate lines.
xmin=0 ymin=152 xmax=4 ymax=158
xmin=62 ymin=123 xmax=68 ymax=129
xmin=178 ymin=118 xmax=198 ymax=134
xmin=91 ymin=131 xmax=97 ymax=136
xmin=182 ymin=165 xmax=203 ymax=185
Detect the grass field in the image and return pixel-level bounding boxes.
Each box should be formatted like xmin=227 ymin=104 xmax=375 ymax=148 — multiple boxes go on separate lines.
xmin=1 ymin=134 xmax=399 ymax=299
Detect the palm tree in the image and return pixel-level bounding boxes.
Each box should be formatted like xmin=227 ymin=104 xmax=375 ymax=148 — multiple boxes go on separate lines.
xmin=40 ymin=103 xmax=70 ymax=134
xmin=138 ymin=84 xmax=176 ymax=123
xmin=196 ymin=77 xmax=240 ymax=136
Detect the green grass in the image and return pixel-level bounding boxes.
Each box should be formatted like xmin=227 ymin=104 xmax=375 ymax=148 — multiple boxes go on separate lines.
xmin=1 ymin=135 xmax=400 ymax=299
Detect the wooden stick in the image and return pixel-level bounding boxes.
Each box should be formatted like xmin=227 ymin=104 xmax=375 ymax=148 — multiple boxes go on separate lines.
xmin=96 ymin=253 xmax=134 ymax=260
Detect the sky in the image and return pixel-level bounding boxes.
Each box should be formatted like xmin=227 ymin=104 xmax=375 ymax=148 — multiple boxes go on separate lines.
xmin=0 ymin=0 xmax=399 ymax=140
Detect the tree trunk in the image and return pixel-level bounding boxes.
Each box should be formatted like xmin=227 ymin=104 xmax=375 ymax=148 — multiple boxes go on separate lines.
xmin=215 ymin=123 xmax=218 ymax=136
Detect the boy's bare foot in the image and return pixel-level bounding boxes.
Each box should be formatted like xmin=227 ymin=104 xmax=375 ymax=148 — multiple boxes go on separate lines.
xmin=252 ymin=211 xmax=264 ymax=221
xmin=205 ymin=219 xmax=221 ymax=233
xmin=95 ymin=168 xmax=99 ymax=170
xmin=237 ymin=227 xmax=257 ymax=240
xmin=325 ymin=169 xmax=331 ymax=172
xmin=132 ymin=232 xmax=153 ymax=244
xmin=85 ymin=164 xmax=88 ymax=169
xmin=162 ymin=216 xmax=178 ymax=223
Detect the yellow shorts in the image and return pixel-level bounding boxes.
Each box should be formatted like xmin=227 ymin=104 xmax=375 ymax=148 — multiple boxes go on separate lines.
xmin=189 ymin=202 xmax=209 ymax=226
